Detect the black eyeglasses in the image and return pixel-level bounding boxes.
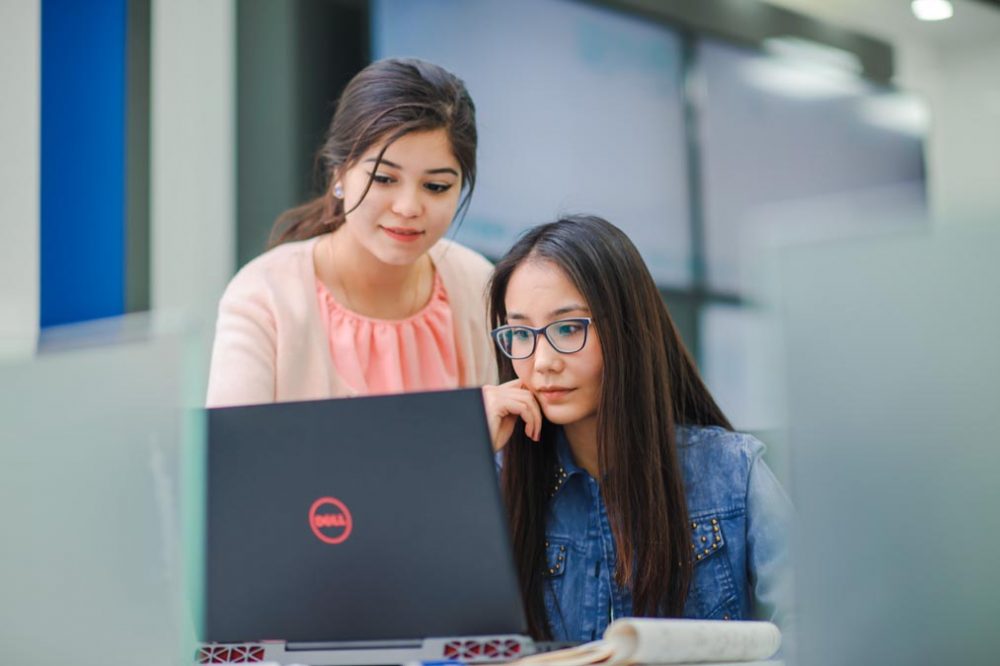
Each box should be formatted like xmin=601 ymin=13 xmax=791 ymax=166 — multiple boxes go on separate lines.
xmin=491 ymin=318 xmax=593 ymax=360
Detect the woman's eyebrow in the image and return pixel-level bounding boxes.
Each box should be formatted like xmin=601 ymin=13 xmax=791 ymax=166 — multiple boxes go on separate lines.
xmin=363 ymin=158 xmax=458 ymax=176
xmin=549 ymin=305 xmax=589 ymax=318
xmin=426 ymin=167 xmax=459 ymax=176
xmin=506 ymin=305 xmax=588 ymax=321
xmin=364 ymin=157 xmax=400 ymax=168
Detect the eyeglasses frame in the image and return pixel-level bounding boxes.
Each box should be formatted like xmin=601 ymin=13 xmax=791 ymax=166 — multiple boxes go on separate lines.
xmin=490 ymin=317 xmax=594 ymax=360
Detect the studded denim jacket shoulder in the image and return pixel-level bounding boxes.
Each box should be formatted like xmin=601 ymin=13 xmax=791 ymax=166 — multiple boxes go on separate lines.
xmin=540 ymin=426 xmax=794 ymax=643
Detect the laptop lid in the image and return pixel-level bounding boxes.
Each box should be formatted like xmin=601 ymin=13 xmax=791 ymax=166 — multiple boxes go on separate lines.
xmin=203 ymin=388 xmax=528 ymax=644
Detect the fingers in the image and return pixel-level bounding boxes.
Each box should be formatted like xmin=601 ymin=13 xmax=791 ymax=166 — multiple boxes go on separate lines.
xmin=498 ymin=380 xmax=542 ymax=440
xmin=498 ymin=390 xmax=542 ymax=442
xmin=482 ymin=382 xmax=544 ymax=451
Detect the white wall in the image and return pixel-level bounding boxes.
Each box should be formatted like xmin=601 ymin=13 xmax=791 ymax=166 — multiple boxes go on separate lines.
xmin=150 ymin=0 xmax=235 ymax=325
xmin=928 ymin=39 xmax=1000 ymax=223
xmin=0 ymin=0 xmax=40 ymax=359
xmin=765 ymin=0 xmax=1000 ymax=225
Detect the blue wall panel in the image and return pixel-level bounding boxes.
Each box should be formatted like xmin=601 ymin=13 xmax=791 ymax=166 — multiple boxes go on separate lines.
xmin=41 ymin=0 xmax=127 ymax=327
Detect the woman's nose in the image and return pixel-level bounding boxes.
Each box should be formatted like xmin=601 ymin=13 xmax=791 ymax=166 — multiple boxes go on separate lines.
xmin=391 ymin=186 xmax=423 ymax=218
xmin=532 ymin=333 xmax=563 ymax=373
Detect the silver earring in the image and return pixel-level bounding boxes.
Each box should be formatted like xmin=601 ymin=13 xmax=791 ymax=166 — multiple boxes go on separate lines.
xmin=333 ymin=184 xmax=344 ymax=199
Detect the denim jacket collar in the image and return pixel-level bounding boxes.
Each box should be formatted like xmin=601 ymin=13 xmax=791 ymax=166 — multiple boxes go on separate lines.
xmin=552 ymin=428 xmax=593 ymax=497
xmin=552 ymin=424 xmax=695 ymax=490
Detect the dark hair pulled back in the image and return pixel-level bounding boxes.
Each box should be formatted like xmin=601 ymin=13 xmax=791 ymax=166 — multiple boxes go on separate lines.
xmin=269 ymin=58 xmax=477 ymax=248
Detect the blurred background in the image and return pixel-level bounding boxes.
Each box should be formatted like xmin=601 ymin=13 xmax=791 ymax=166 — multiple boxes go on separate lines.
xmin=1 ymin=0 xmax=998 ymax=663
xmin=4 ymin=0 xmax=998 ymax=432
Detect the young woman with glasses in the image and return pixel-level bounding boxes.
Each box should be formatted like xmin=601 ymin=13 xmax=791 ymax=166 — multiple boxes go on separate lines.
xmin=481 ymin=215 xmax=793 ymax=645
xmin=207 ymin=58 xmax=496 ymax=406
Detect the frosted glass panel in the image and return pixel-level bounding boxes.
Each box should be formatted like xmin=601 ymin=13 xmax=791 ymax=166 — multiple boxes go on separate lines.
xmin=0 ymin=315 xmax=202 ymax=664
xmin=777 ymin=224 xmax=1000 ymax=665
xmin=700 ymin=304 xmax=786 ymax=433
xmin=373 ymin=0 xmax=692 ymax=287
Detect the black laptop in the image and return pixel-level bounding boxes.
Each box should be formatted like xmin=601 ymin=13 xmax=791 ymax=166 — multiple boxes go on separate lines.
xmin=202 ymin=388 xmax=528 ymax=645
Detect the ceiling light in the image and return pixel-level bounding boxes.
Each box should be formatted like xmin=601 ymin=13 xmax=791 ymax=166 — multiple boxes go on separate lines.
xmin=744 ymin=38 xmax=867 ymax=101
xmin=742 ymin=58 xmax=867 ymax=100
xmin=763 ymin=37 xmax=863 ymax=75
xmin=911 ymin=0 xmax=954 ymax=21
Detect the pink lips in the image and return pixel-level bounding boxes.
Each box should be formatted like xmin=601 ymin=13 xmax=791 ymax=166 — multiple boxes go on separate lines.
xmin=536 ymin=387 xmax=574 ymax=402
xmin=380 ymin=226 xmax=425 ymax=243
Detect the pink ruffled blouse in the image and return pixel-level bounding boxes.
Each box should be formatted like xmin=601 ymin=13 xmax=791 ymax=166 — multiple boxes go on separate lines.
xmin=315 ymin=272 xmax=460 ymax=395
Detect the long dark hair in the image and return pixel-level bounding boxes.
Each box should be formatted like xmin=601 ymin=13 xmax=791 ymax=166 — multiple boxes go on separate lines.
xmin=268 ymin=58 xmax=477 ymax=247
xmin=488 ymin=215 xmax=732 ymax=639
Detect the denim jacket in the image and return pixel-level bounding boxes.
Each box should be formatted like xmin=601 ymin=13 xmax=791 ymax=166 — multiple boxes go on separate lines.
xmin=542 ymin=426 xmax=794 ymax=643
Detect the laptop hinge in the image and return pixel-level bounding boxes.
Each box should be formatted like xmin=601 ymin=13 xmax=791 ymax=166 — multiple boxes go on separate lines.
xmin=285 ymin=639 xmax=423 ymax=651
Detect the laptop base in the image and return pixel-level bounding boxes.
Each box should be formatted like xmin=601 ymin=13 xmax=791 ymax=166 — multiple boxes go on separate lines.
xmin=196 ymin=634 xmax=535 ymax=665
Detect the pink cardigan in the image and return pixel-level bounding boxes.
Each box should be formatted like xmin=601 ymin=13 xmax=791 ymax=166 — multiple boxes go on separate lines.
xmin=206 ymin=235 xmax=498 ymax=407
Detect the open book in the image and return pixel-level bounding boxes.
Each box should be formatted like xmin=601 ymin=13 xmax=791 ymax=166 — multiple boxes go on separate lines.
xmin=510 ymin=618 xmax=781 ymax=666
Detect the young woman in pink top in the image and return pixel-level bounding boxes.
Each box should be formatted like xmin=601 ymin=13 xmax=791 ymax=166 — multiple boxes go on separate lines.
xmin=207 ymin=59 xmax=497 ymax=407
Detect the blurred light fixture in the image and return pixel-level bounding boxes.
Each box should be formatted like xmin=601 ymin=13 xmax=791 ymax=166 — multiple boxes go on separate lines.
xmin=763 ymin=36 xmax=863 ymax=75
xmin=742 ymin=37 xmax=866 ymax=100
xmin=911 ymin=0 xmax=954 ymax=21
xmin=742 ymin=59 xmax=867 ymax=100
xmin=858 ymin=93 xmax=930 ymax=137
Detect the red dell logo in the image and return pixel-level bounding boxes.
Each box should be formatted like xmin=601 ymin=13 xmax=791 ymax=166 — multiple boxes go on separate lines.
xmin=309 ymin=497 xmax=353 ymax=544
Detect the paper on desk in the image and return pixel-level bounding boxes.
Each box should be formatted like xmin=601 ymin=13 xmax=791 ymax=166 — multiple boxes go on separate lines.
xmin=510 ymin=618 xmax=781 ymax=666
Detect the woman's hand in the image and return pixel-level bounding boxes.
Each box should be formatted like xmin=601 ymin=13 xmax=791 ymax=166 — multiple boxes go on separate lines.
xmin=482 ymin=379 xmax=543 ymax=452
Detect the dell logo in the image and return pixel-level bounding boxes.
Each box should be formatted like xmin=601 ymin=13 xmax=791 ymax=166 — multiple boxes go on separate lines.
xmin=313 ymin=514 xmax=347 ymax=528
xmin=308 ymin=496 xmax=353 ymax=545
